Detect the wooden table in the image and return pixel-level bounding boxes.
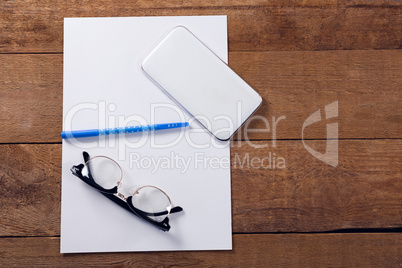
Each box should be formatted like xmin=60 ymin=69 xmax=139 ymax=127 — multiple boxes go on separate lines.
xmin=1 ymin=1 xmax=401 ymax=266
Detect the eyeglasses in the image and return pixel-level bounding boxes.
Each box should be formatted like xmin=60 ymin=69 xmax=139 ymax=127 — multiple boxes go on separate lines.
xmin=70 ymin=151 xmax=183 ymax=232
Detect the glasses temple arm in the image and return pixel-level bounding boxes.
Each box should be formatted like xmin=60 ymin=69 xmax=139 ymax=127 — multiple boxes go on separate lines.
xmin=134 ymin=206 xmax=183 ymax=217
xmin=101 ymin=192 xmax=139 ymax=216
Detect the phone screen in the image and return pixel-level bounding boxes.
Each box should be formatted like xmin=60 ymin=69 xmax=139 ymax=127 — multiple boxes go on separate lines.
xmin=142 ymin=26 xmax=262 ymax=141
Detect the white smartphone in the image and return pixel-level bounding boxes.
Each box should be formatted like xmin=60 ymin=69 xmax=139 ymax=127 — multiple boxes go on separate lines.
xmin=142 ymin=26 xmax=262 ymax=141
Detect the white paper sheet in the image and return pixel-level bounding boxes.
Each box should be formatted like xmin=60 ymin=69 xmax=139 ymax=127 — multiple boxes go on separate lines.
xmin=61 ymin=16 xmax=231 ymax=253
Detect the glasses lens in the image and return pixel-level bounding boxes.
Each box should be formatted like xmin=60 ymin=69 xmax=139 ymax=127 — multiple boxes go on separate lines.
xmin=83 ymin=156 xmax=122 ymax=190
xmin=130 ymin=186 xmax=172 ymax=222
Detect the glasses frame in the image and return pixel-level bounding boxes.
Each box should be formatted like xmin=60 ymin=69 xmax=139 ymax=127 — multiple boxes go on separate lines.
xmin=70 ymin=151 xmax=183 ymax=232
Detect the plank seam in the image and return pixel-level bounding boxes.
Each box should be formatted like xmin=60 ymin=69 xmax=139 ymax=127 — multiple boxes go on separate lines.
xmin=1 ymin=228 xmax=401 ymax=239
xmin=1 ymin=48 xmax=401 ymax=55
xmin=1 ymin=138 xmax=401 ymax=145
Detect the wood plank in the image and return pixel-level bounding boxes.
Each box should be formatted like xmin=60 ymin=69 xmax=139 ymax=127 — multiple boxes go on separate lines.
xmin=0 ymin=234 xmax=400 ymax=266
xmin=1 ymin=2 xmax=400 ymax=53
xmin=1 ymin=50 xmax=401 ymax=143
xmin=1 ymin=140 xmax=400 ymax=236
xmin=231 ymin=139 xmax=402 ymax=232
xmin=0 ymin=144 xmax=61 ymax=237
xmin=3 ymin=0 xmax=398 ymax=10
xmin=0 ymin=55 xmax=63 ymax=143
xmin=232 ymin=49 xmax=402 ymax=140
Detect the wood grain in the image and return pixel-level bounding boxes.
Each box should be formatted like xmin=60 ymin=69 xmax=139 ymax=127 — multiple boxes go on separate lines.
xmin=231 ymin=139 xmax=402 ymax=232
xmin=233 ymin=49 xmax=402 ymax=140
xmin=1 ymin=140 xmax=400 ymax=236
xmin=0 ymin=144 xmax=61 ymax=237
xmin=1 ymin=2 xmax=400 ymax=53
xmin=3 ymin=0 xmax=399 ymax=10
xmin=1 ymin=2 xmax=400 ymax=266
xmin=0 ymin=54 xmax=63 ymax=143
xmin=1 ymin=50 xmax=400 ymax=143
xmin=0 ymin=234 xmax=400 ymax=267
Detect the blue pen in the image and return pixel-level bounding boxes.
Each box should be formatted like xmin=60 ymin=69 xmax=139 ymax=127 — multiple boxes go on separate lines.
xmin=61 ymin=122 xmax=189 ymax=139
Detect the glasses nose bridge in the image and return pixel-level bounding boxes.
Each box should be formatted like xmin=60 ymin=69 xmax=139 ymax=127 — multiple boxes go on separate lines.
xmin=115 ymin=166 xmax=127 ymax=200
xmin=116 ymin=191 xmax=127 ymax=201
